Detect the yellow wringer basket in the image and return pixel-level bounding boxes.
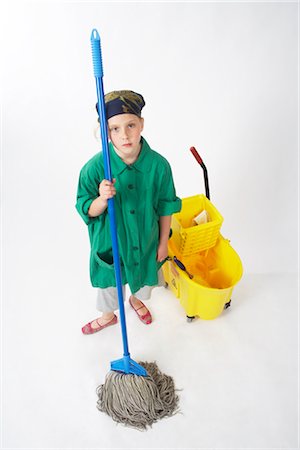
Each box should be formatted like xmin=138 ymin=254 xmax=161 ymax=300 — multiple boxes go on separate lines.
xmin=171 ymin=194 xmax=223 ymax=256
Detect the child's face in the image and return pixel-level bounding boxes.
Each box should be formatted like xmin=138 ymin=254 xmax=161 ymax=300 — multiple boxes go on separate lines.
xmin=108 ymin=114 xmax=144 ymax=159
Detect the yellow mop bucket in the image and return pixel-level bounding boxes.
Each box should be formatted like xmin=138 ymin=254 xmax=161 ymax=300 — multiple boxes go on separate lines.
xmin=163 ymin=147 xmax=243 ymax=321
xmin=163 ymin=235 xmax=243 ymax=320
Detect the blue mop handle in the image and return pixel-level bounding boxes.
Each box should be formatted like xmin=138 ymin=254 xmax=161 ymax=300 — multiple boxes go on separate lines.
xmin=90 ymin=29 xmax=130 ymax=358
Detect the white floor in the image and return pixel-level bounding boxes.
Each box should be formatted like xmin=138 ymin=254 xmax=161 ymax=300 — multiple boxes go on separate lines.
xmin=2 ymin=273 xmax=298 ymax=449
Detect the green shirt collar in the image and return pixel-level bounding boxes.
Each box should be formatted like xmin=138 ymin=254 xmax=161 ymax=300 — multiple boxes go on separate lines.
xmin=109 ymin=137 xmax=152 ymax=175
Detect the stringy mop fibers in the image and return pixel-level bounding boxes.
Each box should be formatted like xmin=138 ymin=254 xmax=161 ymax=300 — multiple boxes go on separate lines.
xmin=96 ymin=361 xmax=180 ymax=430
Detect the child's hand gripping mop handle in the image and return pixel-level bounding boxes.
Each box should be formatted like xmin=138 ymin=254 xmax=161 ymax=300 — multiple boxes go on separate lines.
xmin=90 ymin=29 xmax=147 ymax=376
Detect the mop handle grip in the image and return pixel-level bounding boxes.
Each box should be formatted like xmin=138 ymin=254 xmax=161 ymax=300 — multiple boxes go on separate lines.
xmin=90 ymin=29 xmax=103 ymax=77
xmin=173 ymin=256 xmax=193 ymax=279
xmin=173 ymin=256 xmax=185 ymax=271
xmin=190 ymin=146 xmax=203 ymax=165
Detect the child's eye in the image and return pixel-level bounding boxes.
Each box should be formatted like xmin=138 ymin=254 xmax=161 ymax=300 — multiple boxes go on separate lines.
xmin=128 ymin=123 xmax=135 ymax=129
xmin=111 ymin=127 xmax=119 ymax=132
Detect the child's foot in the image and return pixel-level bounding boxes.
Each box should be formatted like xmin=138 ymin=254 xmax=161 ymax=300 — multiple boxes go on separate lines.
xmin=82 ymin=313 xmax=117 ymax=334
xmin=129 ymin=296 xmax=152 ymax=324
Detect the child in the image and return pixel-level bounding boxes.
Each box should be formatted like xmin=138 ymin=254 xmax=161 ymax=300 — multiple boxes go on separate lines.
xmin=76 ymin=90 xmax=181 ymax=334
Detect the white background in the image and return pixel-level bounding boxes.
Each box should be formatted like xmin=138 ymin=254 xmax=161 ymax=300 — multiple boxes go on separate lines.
xmin=1 ymin=1 xmax=299 ymax=449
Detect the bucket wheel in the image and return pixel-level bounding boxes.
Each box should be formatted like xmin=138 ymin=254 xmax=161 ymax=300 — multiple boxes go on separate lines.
xmin=186 ymin=315 xmax=195 ymax=323
xmin=224 ymin=300 xmax=231 ymax=309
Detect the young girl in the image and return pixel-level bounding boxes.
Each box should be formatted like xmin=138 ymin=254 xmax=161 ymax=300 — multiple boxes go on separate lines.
xmin=76 ymin=90 xmax=181 ymax=334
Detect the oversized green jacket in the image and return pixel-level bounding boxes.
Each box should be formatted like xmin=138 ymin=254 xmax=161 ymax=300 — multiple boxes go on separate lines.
xmin=76 ymin=137 xmax=181 ymax=293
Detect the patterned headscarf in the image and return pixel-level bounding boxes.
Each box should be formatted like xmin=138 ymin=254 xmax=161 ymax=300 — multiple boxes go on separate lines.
xmin=96 ymin=90 xmax=145 ymax=120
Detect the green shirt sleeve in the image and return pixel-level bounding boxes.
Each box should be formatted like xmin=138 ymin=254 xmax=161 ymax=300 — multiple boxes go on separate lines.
xmin=76 ymin=158 xmax=101 ymax=225
xmin=157 ymin=159 xmax=182 ymax=216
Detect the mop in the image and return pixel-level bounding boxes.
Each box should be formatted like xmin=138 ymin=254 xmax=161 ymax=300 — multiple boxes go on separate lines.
xmin=90 ymin=29 xmax=180 ymax=430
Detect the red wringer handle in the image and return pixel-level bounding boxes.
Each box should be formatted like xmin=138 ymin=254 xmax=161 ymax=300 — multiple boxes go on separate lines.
xmin=189 ymin=146 xmax=210 ymax=200
xmin=190 ymin=146 xmax=203 ymax=165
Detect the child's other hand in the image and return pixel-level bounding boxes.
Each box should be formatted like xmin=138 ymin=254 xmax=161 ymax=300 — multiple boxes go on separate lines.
xmin=99 ymin=179 xmax=116 ymax=201
xmin=157 ymin=242 xmax=168 ymax=262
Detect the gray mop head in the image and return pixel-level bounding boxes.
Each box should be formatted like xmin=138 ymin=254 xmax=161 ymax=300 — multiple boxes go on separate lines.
xmin=96 ymin=361 xmax=180 ymax=430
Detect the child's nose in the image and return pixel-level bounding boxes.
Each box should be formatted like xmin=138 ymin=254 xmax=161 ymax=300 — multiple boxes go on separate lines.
xmin=122 ymin=128 xmax=129 ymax=139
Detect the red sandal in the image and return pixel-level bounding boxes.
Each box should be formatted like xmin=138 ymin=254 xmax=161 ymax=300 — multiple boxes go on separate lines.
xmin=129 ymin=296 xmax=152 ymax=325
xmin=82 ymin=314 xmax=118 ymax=335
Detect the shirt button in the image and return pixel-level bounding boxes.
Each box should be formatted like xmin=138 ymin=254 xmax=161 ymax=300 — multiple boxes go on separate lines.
xmin=128 ymin=184 xmax=134 ymax=189
xmin=130 ymin=210 xmax=135 ymax=214
xmin=134 ymin=262 xmax=139 ymax=266
xmin=127 ymin=166 xmax=133 ymax=171
xmin=133 ymin=246 xmax=139 ymax=251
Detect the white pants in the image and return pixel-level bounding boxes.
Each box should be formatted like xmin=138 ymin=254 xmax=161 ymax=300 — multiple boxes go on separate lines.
xmin=96 ymin=269 xmax=165 ymax=312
